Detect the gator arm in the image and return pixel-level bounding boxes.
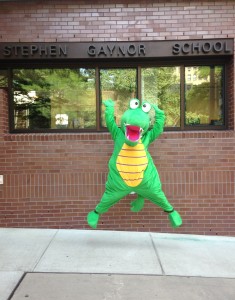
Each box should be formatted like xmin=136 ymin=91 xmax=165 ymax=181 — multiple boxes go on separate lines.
xmin=103 ymin=99 xmax=120 ymax=140
xmin=147 ymin=104 xmax=166 ymax=144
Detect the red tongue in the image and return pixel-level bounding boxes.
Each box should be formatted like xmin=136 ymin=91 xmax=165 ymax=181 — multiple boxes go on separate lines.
xmin=126 ymin=125 xmax=140 ymax=142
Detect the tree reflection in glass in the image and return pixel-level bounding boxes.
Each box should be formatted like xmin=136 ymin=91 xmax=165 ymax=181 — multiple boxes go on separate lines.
xmin=100 ymin=68 xmax=137 ymax=127
xmin=13 ymin=68 xmax=96 ymax=130
xmin=185 ymin=66 xmax=224 ymax=126
xmin=141 ymin=67 xmax=180 ymax=127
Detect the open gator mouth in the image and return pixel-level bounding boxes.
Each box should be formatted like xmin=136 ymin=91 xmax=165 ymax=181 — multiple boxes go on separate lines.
xmin=125 ymin=124 xmax=143 ymax=142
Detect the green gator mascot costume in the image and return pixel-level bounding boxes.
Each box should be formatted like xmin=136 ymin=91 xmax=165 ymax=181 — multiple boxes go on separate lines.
xmin=87 ymin=99 xmax=182 ymax=229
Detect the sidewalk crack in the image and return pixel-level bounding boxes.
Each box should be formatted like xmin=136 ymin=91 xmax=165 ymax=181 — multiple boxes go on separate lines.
xmin=32 ymin=229 xmax=59 ymax=272
xmin=149 ymin=233 xmax=165 ymax=275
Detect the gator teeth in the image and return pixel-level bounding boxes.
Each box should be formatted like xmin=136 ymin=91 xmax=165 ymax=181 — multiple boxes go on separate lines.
xmin=124 ymin=123 xmax=143 ymax=132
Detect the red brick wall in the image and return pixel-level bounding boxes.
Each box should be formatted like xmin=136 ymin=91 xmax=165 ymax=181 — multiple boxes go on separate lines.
xmin=0 ymin=0 xmax=235 ymax=236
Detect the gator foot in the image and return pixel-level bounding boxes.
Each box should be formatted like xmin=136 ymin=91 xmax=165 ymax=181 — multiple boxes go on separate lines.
xmin=87 ymin=210 xmax=100 ymax=229
xmin=167 ymin=210 xmax=182 ymax=228
xmin=131 ymin=195 xmax=145 ymax=212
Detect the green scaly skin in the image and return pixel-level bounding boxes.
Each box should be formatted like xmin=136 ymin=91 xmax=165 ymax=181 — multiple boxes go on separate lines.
xmin=87 ymin=99 xmax=182 ymax=229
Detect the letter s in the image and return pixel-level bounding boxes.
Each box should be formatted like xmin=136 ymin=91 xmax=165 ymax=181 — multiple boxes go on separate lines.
xmin=172 ymin=43 xmax=180 ymax=55
xmin=3 ymin=46 xmax=11 ymax=56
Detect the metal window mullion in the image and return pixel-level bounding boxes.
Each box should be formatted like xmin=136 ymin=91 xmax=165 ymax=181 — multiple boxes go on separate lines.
xmin=180 ymin=65 xmax=185 ymax=130
xmin=223 ymin=63 xmax=227 ymax=128
xmin=95 ymin=67 xmax=101 ymax=131
xmin=209 ymin=66 xmax=215 ymax=123
xmin=8 ymin=68 xmax=14 ymax=132
xmin=137 ymin=66 xmax=141 ymax=101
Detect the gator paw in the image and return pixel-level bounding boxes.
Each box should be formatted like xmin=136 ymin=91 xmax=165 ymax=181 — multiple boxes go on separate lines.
xmin=102 ymin=99 xmax=115 ymax=107
xmin=168 ymin=210 xmax=182 ymax=228
xmin=131 ymin=196 xmax=145 ymax=212
xmin=87 ymin=211 xmax=100 ymax=229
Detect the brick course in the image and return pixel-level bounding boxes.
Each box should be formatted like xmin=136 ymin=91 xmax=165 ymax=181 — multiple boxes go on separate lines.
xmin=0 ymin=0 xmax=235 ymax=235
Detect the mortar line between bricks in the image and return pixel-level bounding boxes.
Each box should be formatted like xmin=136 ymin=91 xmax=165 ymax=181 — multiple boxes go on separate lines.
xmin=149 ymin=233 xmax=165 ymax=276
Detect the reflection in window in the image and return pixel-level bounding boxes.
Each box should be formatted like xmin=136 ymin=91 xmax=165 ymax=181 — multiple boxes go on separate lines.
xmin=9 ymin=64 xmax=226 ymax=132
xmin=100 ymin=68 xmax=137 ymax=127
xmin=0 ymin=70 xmax=8 ymax=88
xmin=13 ymin=69 xmax=96 ymax=130
xmin=141 ymin=67 xmax=180 ymax=127
xmin=185 ymin=66 xmax=224 ymax=126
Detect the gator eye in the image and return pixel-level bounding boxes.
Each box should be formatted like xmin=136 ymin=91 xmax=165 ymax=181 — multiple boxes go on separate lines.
xmin=130 ymin=99 xmax=140 ymax=109
xmin=142 ymin=102 xmax=151 ymax=113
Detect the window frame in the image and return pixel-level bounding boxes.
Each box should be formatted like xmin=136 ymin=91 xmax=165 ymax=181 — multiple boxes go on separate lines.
xmin=4 ymin=56 xmax=229 ymax=133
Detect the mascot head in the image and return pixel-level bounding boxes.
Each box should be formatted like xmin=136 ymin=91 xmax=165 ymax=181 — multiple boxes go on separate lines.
xmin=121 ymin=99 xmax=151 ymax=147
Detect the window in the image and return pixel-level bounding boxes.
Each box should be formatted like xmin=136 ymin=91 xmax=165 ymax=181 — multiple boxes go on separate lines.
xmin=13 ymin=68 xmax=96 ymax=130
xmin=185 ymin=66 xmax=224 ymax=126
xmin=100 ymin=68 xmax=137 ymax=127
xmin=141 ymin=67 xmax=180 ymax=127
xmin=5 ymin=62 xmax=226 ymax=132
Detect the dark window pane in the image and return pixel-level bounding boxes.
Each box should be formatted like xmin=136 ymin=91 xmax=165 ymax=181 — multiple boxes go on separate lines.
xmin=13 ymin=68 xmax=96 ymax=130
xmin=185 ymin=66 xmax=224 ymax=126
xmin=100 ymin=68 xmax=137 ymax=127
xmin=141 ymin=67 xmax=180 ymax=127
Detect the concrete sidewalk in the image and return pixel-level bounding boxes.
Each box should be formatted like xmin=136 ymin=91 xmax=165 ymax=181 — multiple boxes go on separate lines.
xmin=0 ymin=228 xmax=235 ymax=299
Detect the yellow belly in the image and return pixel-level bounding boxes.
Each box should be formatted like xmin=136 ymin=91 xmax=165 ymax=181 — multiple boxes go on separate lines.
xmin=116 ymin=141 xmax=148 ymax=187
